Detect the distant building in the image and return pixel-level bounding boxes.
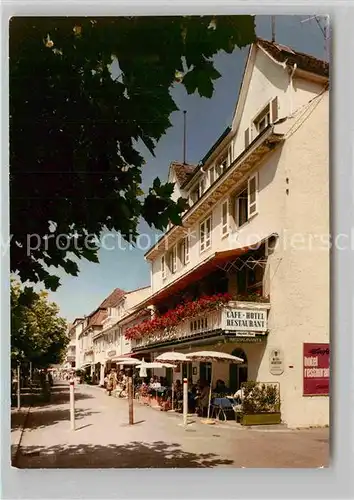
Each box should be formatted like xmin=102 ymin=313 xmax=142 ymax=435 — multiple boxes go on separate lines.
xmin=75 ymin=286 xmax=151 ymax=384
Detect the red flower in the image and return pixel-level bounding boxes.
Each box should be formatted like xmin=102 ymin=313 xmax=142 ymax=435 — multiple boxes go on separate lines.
xmin=124 ymin=292 xmax=232 ymax=341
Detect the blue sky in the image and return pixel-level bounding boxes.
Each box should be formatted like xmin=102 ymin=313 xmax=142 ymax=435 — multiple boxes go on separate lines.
xmin=46 ymin=15 xmax=327 ymax=321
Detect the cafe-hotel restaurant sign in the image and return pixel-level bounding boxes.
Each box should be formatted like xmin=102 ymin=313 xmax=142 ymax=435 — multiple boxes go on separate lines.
xmin=222 ymin=308 xmax=268 ymax=339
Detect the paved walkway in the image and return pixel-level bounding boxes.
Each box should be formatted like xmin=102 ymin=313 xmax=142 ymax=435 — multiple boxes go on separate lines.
xmin=12 ymin=382 xmax=329 ymax=468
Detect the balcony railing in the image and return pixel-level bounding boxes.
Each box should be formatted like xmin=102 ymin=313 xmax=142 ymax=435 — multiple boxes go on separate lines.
xmin=134 ymin=300 xmax=270 ymax=349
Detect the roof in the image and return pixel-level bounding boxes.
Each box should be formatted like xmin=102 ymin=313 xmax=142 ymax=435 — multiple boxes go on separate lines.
xmin=181 ymin=127 xmax=231 ymax=189
xmin=256 ymin=38 xmax=329 ymax=78
xmin=99 ymin=288 xmax=126 ymax=308
xmin=126 ymin=285 xmax=151 ymax=294
xmin=88 ymin=308 xmax=107 ymax=328
xmin=170 ymin=161 xmax=196 ymax=186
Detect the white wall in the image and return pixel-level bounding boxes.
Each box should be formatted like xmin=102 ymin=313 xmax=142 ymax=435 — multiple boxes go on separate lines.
xmin=147 ymin=50 xmax=329 ymax=427
xmin=256 ymin=91 xmax=330 ymax=428
xmin=151 ymin=50 xmax=326 ymax=296
xmin=169 ymin=167 xmax=184 ymax=203
xmin=232 ymin=48 xmax=289 ymax=157
xmin=92 ymin=288 xmax=152 ymax=361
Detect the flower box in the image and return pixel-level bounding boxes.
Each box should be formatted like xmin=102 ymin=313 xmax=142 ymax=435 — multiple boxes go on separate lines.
xmin=240 ymin=381 xmax=281 ymax=426
xmin=240 ymin=412 xmax=281 ymax=426
xmin=150 ymin=396 xmax=160 ymax=408
xmin=160 ymin=400 xmax=171 ymax=412
xmin=125 ymin=293 xmax=232 ymax=341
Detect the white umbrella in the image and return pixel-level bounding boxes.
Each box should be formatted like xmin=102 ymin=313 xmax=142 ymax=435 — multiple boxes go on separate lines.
xmin=185 ymin=351 xmax=244 ymax=420
xmin=155 ymin=352 xmax=189 ymax=363
xmin=113 ymin=357 xmax=141 ymax=366
xmin=136 ymin=361 xmax=176 ymax=369
xmin=155 ymin=352 xmax=192 ymax=411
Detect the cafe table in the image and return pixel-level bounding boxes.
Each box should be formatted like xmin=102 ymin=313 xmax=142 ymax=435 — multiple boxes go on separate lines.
xmin=210 ymin=396 xmax=237 ymax=421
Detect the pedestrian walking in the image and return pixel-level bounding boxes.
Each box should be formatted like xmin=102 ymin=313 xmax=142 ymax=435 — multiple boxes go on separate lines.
xmin=105 ymin=370 xmax=114 ymax=396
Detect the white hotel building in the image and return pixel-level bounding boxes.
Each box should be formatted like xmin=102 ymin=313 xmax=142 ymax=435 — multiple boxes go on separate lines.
xmin=128 ymin=38 xmax=329 ymax=428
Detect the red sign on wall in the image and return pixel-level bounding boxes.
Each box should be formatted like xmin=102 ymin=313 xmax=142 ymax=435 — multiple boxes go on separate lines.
xmin=303 ymin=343 xmax=330 ymax=396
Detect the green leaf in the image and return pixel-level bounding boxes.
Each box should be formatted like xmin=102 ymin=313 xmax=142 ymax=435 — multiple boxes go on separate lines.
xmin=43 ymin=275 xmax=61 ymax=292
xmin=9 ymin=15 xmax=256 ymax=288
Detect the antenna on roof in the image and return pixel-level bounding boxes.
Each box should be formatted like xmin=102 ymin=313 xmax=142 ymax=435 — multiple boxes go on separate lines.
xmin=301 ymin=15 xmax=330 ymax=61
xmin=183 ymin=110 xmax=187 ymax=164
xmin=271 ymin=16 xmax=276 ymax=42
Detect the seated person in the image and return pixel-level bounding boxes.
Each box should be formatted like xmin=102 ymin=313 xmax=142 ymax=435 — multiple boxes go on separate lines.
xmin=213 ymin=379 xmax=230 ymax=396
xmin=173 ymin=380 xmax=183 ymax=410
xmin=150 ymin=376 xmax=162 ymax=390
xmin=188 ymin=386 xmax=197 ymax=413
xmin=233 ymin=386 xmax=246 ymax=403
xmin=196 ymin=380 xmax=210 ymax=418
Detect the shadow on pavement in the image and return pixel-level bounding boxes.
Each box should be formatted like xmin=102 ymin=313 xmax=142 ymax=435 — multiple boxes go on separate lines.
xmin=18 ymin=407 xmax=100 ymax=431
xmin=14 ymin=441 xmax=235 ymax=468
xmin=11 ymin=385 xmax=95 ymax=431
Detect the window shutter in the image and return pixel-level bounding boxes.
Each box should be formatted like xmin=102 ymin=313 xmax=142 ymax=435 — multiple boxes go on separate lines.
xmin=209 ymin=166 xmax=214 ymax=184
xmin=244 ymin=128 xmax=250 ymax=148
xmin=248 ymin=174 xmax=258 ymax=217
xmin=271 ymin=97 xmax=278 ymax=123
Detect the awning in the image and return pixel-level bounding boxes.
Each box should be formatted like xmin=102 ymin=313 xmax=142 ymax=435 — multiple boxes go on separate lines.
xmin=105 ymin=352 xmax=138 ymax=362
xmin=80 ymin=363 xmax=93 ymax=369
xmin=140 ymin=235 xmax=276 ymax=307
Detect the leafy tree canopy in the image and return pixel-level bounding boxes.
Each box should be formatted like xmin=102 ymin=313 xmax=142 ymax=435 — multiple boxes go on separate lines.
xmin=11 ymin=279 xmax=68 ymax=367
xmin=10 ymin=16 xmax=256 ymax=290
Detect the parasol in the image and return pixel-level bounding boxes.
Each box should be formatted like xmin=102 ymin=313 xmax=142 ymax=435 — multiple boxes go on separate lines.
xmin=136 ymin=361 xmax=176 ymax=369
xmin=185 ymin=350 xmax=244 ymax=420
xmin=155 ymin=352 xmax=189 ymax=363
xmin=155 ymin=352 xmax=192 ymax=411
xmin=113 ymin=357 xmax=142 ymax=366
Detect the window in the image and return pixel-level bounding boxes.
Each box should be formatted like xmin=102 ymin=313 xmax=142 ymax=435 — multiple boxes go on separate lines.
xmin=161 ymin=255 xmax=166 ymax=280
xmin=252 ymin=97 xmax=278 ymax=140
xmin=200 ymin=216 xmax=212 ymax=252
xmin=221 ymin=199 xmax=229 ymax=237
xmin=179 ymin=236 xmax=190 ymax=265
xmin=184 ymin=236 xmax=190 ymax=264
xmin=209 ymin=166 xmax=214 ymax=184
xmin=254 ymin=104 xmax=270 ymax=133
xmin=235 ymin=187 xmax=248 ymax=227
xmin=248 ymin=174 xmax=258 ymax=217
xmin=168 ymin=245 xmax=177 ymax=274
xmin=227 ymin=145 xmax=233 ymax=167
xmin=235 ymin=174 xmax=258 ymax=227
xmin=199 ymin=178 xmax=206 ymax=197
xmin=237 ymin=266 xmax=264 ymax=294
xmin=190 ymin=185 xmax=199 ymax=204
xmin=215 ymin=163 xmax=222 ymax=180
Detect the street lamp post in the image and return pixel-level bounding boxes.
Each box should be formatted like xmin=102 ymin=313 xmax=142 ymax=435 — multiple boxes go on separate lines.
xmin=17 ymin=362 xmax=21 ymax=410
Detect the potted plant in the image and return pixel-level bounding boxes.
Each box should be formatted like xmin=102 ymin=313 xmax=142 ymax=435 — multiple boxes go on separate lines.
xmin=239 ymin=381 xmax=281 ymax=426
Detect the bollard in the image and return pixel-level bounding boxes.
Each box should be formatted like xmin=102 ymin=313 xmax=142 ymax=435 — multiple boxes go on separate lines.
xmin=127 ymin=369 xmax=134 ymax=425
xmin=69 ymin=378 xmax=75 ymax=431
xmin=183 ymin=378 xmax=188 ymax=428
xmin=17 ymin=364 xmax=21 ymax=410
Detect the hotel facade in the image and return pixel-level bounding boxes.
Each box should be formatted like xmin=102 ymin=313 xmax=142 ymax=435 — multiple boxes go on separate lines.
xmin=128 ymin=39 xmax=329 ymax=428
xmin=73 ymin=39 xmax=329 ymax=429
